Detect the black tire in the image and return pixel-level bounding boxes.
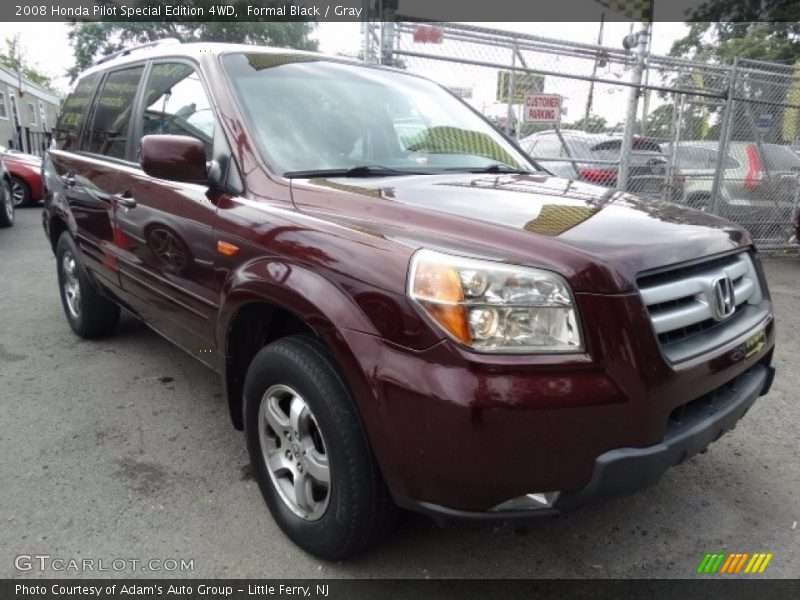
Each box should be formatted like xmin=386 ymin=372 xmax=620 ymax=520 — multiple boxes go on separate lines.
xmin=243 ymin=335 xmax=397 ymax=560
xmin=10 ymin=176 xmax=32 ymax=208
xmin=55 ymin=232 xmax=120 ymax=338
xmin=0 ymin=179 xmax=13 ymax=228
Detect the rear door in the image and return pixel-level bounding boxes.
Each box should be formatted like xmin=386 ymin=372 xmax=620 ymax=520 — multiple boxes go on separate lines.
xmin=112 ymin=61 xmax=222 ymax=361
xmin=50 ymin=66 xmax=144 ymax=289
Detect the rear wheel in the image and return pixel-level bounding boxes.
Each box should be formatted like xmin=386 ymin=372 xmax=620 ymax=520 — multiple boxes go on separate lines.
xmin=243 ymin=335 xmax=397 ymax=560
xmin=56 ymin=233 xmax=120 ymax=338
xmin=10 ymin=176 xmax=31 ymax=207
xmin=0 ymin=180 xmax=13 ymax=227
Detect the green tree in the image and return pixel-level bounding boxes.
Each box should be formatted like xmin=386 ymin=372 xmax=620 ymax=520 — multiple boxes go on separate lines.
xmin=642 ymin=104 xmax=711 ymax=141
xmin=669 ymin=12 xmax=800 ymax=143
xmin=0 ymin=36 xmax=56 ymax=91
xmin=560 ymin=115 xmax=609 ymax=134
xmin=68 ymin=1 xmax=318 ymax=81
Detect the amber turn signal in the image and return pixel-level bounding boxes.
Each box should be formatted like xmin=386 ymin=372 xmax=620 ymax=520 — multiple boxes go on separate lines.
xmin=217 ymin=241 xmax=240 ymax=256
xmin=411 ymin=261 xmax=472 ymax=345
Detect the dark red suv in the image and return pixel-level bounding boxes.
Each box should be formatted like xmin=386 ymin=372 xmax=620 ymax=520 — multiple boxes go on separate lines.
xmin=43 ymin=41 xmax=776 ymax=560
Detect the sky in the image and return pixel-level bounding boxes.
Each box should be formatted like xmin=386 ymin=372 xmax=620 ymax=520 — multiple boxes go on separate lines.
xmin=0 ymin=20 xmax=689 ymax=128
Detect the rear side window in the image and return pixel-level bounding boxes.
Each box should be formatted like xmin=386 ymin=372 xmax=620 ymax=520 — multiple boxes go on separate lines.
xmin=83 ymin=66 xmax=144 ymax=159
xmin=137 ymin=63 xmax=216 ymax=159
xmin=590 ymin=140 xmax=664 ymax=166
xmin=673 ymin=146 xmax=739 ymax=170
xmin=760 ymin=145 xmax=800 ymax=171
xmin=54 ymin=73 xmax=99 ymax=151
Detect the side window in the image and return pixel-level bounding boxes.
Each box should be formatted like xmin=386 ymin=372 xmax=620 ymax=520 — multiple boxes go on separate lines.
xmin=535 ymin=139 xmax=562 ymax=158
xmin=54 ymin=73 xmax=99 ymax=151
xmin=83 ymin=66 xmax=144 ymax=159
xmin=137 ymin=63 xmax=215 ymax=158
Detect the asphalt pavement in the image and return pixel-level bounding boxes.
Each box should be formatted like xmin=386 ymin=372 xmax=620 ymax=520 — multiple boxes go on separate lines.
xmin=1 ymin=207 xmax=798 ymax=578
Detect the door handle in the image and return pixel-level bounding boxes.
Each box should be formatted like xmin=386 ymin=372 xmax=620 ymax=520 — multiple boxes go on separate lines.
xmin=113 ymin=192 xmax=137 ymax=209
xmin=61 ymin=173 xmax=76 ymax=187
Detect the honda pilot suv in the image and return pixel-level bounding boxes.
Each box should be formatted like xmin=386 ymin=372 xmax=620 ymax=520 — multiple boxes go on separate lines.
xmin=43 ymin=41 xmax=775 ymax=560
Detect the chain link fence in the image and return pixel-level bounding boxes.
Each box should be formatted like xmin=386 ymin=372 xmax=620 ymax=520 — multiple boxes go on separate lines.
xmin=381 ymin=22 xmax=800 ymax=251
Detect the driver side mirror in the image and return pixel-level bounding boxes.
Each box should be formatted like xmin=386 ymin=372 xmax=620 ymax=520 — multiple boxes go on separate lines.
xmin=139 ymin=135 xmax=207 ymax=183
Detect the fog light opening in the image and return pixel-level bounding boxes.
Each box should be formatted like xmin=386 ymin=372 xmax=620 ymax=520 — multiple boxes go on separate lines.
xmin=490 ymin=491 xmax=561 ymax=512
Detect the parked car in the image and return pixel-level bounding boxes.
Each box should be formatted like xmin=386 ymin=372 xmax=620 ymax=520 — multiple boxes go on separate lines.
xmin=0 ymin=158 xmax=14 ymax=228
xmin=0 ymin=146 xmax=44 ymax=207
xmin=661 ymin=141 xmax=800 ymax=242
xmin=44 ymin=42 xmax=776 ymax=559
xmin=520 ymin=130 xmax=682 ymax=199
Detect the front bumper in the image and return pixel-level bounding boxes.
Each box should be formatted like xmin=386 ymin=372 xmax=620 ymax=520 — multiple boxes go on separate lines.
xmin=335 ymin=292 xmax=775 ymax=516
xmin=397 ymin=361 xmax=774 ymax=521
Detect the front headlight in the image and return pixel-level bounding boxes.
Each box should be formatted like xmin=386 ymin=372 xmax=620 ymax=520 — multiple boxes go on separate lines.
xmin=408 ymin=249 xmax=582 ymax=353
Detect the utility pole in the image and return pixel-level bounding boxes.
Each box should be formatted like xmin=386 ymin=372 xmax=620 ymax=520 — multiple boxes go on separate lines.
xmin=584 ymin=13 xmax=605 ymax=126
xmin=361 ymin=0 xmax=371 ymax=63
xmin=617 ymin=23 xmax=650 ymax=192
xmin=380 ymin=0 xmax=398 ymax=66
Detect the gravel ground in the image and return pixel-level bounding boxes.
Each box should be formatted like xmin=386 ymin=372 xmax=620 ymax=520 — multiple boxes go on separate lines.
xmin=1 ymin=207 xmax=798 ymax=579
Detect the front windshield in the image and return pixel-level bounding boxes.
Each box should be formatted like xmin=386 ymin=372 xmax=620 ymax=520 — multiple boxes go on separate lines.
xmin=222 ymin=53 xmax=535 ymax=176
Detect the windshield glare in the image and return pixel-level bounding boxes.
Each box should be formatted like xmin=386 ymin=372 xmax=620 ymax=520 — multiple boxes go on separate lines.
xmin=222 ymin=53 xmax=532 ymax=176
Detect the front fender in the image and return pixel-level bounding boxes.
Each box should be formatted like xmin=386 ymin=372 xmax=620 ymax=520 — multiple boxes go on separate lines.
xmin=218 ymin=256 xmax=380 ymax=339
xmin=218 ymin=256 xmax=387 ymax=431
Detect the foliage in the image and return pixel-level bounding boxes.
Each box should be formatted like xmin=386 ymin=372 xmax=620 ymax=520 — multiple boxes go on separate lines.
xmin=669 ymin=11 xmax=800 ymax=143
xmin=0 ymin=37 xmax=57 ymax=92
xmin=68 ymin=1 xmax=318 ymax=81
xmin=641 ymin=104 xmax=712 ymax=141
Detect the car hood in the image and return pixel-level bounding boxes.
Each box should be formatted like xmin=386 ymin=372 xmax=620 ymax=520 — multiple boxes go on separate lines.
xmin=290 ymin=172 xmax=750 ymax=293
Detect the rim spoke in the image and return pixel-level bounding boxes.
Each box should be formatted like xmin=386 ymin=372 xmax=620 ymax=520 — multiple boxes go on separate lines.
xmin=264 ymin=397 xmax=290 ymax=433
xmin=289 ymin=395 xmax=309 ymax=435
xmin=293 ymin=471 xmax=313 ymax=514
xmin=305 ymin=448 xmax=330 ymax=484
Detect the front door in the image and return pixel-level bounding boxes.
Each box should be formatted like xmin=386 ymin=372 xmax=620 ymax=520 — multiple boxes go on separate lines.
xmin=113 ymin=61 xmax=222 ymax=363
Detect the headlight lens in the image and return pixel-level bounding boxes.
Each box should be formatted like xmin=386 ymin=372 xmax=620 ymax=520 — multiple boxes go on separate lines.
xmin=408 ymin=249 xmax=582 ymax=353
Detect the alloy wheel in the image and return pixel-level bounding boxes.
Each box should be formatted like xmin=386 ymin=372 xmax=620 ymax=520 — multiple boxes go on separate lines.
xmin=258 ymin=384 xmax=331 ymax=521
xmin=2 ymin=185 xmax=12 ymax=223
xmin=61 ymin=251 xmax=81 ymax=319
xmin=10 ymin=180 xmax=25 ymax=207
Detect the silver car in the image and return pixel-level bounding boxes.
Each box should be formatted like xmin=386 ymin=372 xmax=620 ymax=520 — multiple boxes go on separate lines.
xmin=661 ymin=141 xmax=800 ymax=243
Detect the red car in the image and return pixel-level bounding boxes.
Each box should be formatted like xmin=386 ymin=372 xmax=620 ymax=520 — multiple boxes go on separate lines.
xmin=0 ymin=148 xmax=43 ymax=207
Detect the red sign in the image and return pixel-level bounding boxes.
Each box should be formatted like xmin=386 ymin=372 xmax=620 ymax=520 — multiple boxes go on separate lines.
xmin=413 ymin=25 xmax=443 ymax=44
xmin=524 ymin=94 xmax=562 ymax=123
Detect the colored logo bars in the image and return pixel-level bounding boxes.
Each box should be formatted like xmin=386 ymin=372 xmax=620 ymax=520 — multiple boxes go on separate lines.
xmin=697 ymin=552 xmax=774 ymax=574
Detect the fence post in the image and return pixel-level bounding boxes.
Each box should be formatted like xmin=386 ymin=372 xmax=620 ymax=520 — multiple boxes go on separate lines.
xmin=618 ymin=23 xmax=650 ymax=192
xmin=506 ymin=43 xmax=517 ymax=138
xmin=710 ymin=57 xmax=739 ymax=215
xmin=663 ymin=93 xmax=685 ymax=201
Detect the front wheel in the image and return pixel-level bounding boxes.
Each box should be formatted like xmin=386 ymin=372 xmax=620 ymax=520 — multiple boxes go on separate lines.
xmin=243 ymin=335 xmax=397 ymax=560
xmin=0 ymin=179 xmax=13 ymax=227
xmin=10 ymin=176 xmax=31 ymax=207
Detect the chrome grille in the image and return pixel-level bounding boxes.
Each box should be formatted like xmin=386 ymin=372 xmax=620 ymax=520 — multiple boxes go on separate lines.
xmin=638 ymin=252 xmax=767 ymax=362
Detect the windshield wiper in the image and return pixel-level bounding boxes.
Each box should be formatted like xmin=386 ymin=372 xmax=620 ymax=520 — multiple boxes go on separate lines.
xmin=444 ymin=164 xmax=535 ymax=174
xmin=284 ymin=165 xmax=429 ymax=178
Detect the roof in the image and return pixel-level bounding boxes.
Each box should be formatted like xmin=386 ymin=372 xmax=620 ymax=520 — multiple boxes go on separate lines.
xmin=0 ymin=64 xmax=61 ymax=105
xmin=80 ymin=40 xmax=371 ymax=79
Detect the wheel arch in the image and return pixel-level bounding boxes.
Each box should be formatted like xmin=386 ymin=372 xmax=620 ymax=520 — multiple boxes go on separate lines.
xmin=219 ymin=260 xmax=380 ymax=431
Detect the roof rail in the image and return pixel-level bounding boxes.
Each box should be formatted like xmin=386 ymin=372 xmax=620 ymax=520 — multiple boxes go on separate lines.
xmin=92 ymin=38 xmax=181 ymax=67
